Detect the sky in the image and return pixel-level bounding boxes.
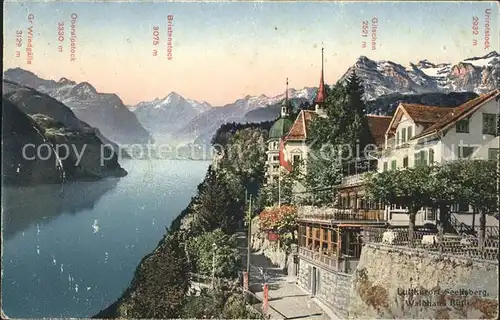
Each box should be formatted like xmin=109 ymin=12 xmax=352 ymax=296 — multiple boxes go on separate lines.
xmin=3 ymin=1 xmax=499 ymax=106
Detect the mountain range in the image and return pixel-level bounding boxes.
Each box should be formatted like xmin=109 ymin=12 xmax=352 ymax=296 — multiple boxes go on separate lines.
xmin=3 ymin=68 xmax=153 ymax=145
xmin=2 ymin=80 xmax=127 ymax=186
xmin=4 ymin=51 xmax=498 ymax=145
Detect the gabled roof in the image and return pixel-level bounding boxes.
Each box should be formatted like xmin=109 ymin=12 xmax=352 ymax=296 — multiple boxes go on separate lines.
xmin=412 ymin=89 xmax=500 ymax=140
xmin=285 ymin=110 xmax=317 ymax=141
xmin=386 ymin=103 xmax=453 ymax=135
xmin=402 ymin=103 xmax=452 ymax=124
xmin=367 ymin=115 xmax=392 ymax=147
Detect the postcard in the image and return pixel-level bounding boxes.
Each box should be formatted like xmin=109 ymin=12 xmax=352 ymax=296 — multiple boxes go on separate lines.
xmin=2 ymin=1 xmax=499 ymax=319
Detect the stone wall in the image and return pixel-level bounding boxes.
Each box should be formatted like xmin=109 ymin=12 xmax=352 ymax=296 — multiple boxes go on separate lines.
xmin=250 ymin=216 xmax=294 ymax=271
xmin=297 ymin=258 xmax=352 ymax=318
xmin=348 ymin=243 xmax=499 ymax=319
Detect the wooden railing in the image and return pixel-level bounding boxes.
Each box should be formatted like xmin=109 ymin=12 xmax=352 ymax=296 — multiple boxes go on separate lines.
xmin=299 ymin=247 xmax=337 ymax=270
xmin=333 ymin=209 xmax=384 ymax=221
xmin=298 ymin=208 xmax=385 ymax=222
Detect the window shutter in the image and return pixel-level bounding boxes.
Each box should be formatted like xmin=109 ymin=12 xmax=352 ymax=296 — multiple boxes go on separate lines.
xmin=407 ymin=126 xmax=413 ymax=139
xmin=429 ymin=149 xmax=434 ymax=164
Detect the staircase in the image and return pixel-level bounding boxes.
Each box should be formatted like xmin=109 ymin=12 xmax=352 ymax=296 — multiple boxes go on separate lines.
xmin=448 ymin=212 xmax=477 ymax=236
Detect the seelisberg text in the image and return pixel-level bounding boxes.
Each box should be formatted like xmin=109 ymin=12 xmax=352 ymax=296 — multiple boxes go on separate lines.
xmin=398 ymin=287 xmax=489 ymax=297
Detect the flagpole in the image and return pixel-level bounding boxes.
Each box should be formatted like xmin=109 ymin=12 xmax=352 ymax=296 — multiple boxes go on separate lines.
xmin=278 ymin=161 xmax=281 ymax=208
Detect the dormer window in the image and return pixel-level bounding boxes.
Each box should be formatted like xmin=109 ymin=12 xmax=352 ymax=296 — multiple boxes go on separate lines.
xmin=456 ymin=119 xmax=469 ymax=133
xmin=407 ymin=126 xmax=413 ymax=139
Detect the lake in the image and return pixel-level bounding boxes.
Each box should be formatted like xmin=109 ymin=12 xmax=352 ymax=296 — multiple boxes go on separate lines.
xmin=1 ymin=159 xmax=210 ymax=318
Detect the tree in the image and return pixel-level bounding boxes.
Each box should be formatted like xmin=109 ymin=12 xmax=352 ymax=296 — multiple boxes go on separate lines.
xmin=426 ymin=161 xmax=470 ymax=234
xmin=186 ymin=229 xmax=241 ymax=279
xmin=306 ymin=75 xmax=371 ymax=191
xmin=182 ymin=287 xmax=262 ymax=319
xmin=193 ymin=166 xmax=243 ymax=234
xmin=365 ymin=166 xmax=432 ymax=245
xmin=127 ymin=231 xmax=191 ymax=318
xmin=259 ymin=162 xmax=303 ymax=207
xmin=457 ymin=160 xmax=497 ymax=246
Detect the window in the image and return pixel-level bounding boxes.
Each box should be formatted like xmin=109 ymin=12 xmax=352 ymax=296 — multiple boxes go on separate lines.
xmin=421 ymin=150 xmax=428 ymax=166
xmin=391 ymin=160 xmax=397 ymax=170
xmin=489 ymin=148 xmax=499 ymax=161
xmin=383 ymin=162 xmax=388 ymax=171
xmin=458 ymin=146 xmax=475 ymax=159
xmin=293 ymin=155 xmax=301 ymax=164
xmin=483 ymin=113 xmax=497 ymax=135
xmin=415 ymin=150 xmax=428 ymax=166
xmin=272 ymin=155 xmax=279 ymax=161
xmin=456 ymin=119 xmax=469 ymax=133
xmin=452 ymin=202 xmax=470 ymax=212
xmin=401 ymin=156 xmax=408 ymax=168
xmin=407 ymin=126 xmax=413 ymax=139
xmin=401 ymin=128 xmax=407 ymax=143
xmin=429 ymin=148 xmax=434 ymax=164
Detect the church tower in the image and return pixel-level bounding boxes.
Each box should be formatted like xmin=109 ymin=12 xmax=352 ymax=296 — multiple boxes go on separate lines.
xmin=281 ymin=78 xmax=292 ymax=117
xmin=315 ymin=47 xmax=327 ymax=118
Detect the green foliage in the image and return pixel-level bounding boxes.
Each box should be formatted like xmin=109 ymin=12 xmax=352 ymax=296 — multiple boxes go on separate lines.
xmin=258 ymin=169 xmax=297 ymax=207
xmin=186 ymin=229 xmax=241 ymax=279
xmin=182 ymin=287 xmax=262 ymax=319
xmin=306 ymin=73 xmax=371 ymax=190
xmin=365 ymin=166 xmax=432 ymax=212
xmin=219 ymin=127 xmax=268 ymax=195
xmin=191 ymin=166 xmax=243 ymax=234
xmin=126 ymin=231 xmax=191 ymax=319
xmin=365 ymin=160 xmax=498 ymax=243
xmin=211 ymin=121 xmax=273 ymax=147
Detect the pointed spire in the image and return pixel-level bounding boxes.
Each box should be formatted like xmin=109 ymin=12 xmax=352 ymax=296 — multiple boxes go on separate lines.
xmin=315 ymin=46 xmax=326 ymax=104
xmin=285 ymin=77 xmax=289 ymax=101
xmin=281 ymin=77 xmax=290 ymax=118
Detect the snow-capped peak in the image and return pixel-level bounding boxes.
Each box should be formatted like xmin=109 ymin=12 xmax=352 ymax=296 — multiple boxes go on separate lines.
xmin=463 ymin=51 xmax=499 ymax=67
xmin=70 ymin=82 xmax=97 ymax=97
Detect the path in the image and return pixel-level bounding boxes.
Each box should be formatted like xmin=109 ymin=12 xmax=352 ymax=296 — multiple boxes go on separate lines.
xmin=236 ymin=232 xmax=333 ymax=320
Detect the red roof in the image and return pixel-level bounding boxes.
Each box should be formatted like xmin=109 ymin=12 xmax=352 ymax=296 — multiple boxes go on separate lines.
xmin=412 ymin=89 xmax=500 ymax=139
xmin=400 ymin=103 xmax=452 ymax=124
xmin=285 ymin=110 xmax=317 ymax=140
xmin=315 ymin=70 xmax=326 ymax=104
xmin=367 ymin=115 xmax=392 ymax=147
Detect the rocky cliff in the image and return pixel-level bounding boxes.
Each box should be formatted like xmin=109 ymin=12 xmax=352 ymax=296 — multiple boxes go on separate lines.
xmin=2 ymin=80 xmax=127 ymax=186
xmin=3 ymin=68 xmax=153 ymax=145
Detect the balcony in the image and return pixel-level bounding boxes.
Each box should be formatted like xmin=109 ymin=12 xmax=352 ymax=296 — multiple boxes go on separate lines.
xmin=299 ymin=247 xmax=337 ymax=270
xmin=341 ymin=173 xmax=364 ymax=187
xmin=297 ymin=206 xmax=386 ymax=224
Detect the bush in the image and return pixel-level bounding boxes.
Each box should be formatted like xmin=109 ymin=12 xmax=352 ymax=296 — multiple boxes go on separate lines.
xmin=186 ymin=229 xmax=241 ymax=279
